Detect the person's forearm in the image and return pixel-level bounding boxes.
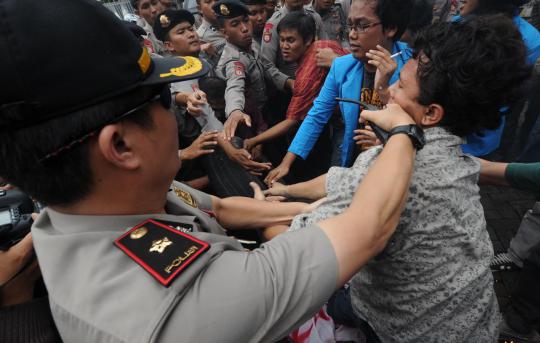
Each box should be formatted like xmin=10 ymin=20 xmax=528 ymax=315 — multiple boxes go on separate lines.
xmin=250 ymin=119 xmax=298 ymax=146
xmin=213 ymin=197 xmax=307 ymax=230
xmin=319 ymin=134 xmax=416 ymax=286
xmin=477 ymin=158 xmax=510 ymax=186
xmin=286 ymin=174 xmax=327 ymax=200
xmin=217 ymin=135 xmax=237 ymax=157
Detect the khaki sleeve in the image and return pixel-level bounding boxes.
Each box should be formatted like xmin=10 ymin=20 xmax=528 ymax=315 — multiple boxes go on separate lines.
xmin=157 ymin=226 xmax=338 ymax=343
xmin=260 ymin=19 xmax=289 ymax=89
xmin=223 ymin=59 xmax=247 ymax=117
xmin=172 ymin=181 xmax=214 ymax=211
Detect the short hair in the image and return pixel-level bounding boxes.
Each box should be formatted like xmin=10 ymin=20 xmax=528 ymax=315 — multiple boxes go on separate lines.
xmin=407 ymin=0 xmax=432 ymax=36
xmin=199 ymin=76 xmax=226 ymax=103
xmin=277 ymin=12 xmax=316 ymax=43
xmin=0 ymin=86 xmax=159 ymax=206
xmin=471 ymin=0 xmax=527 ymax=17
xmin=355 ymin=0 xmax=413 ymax=41
xmin=412 ymin=14 xmax=531 ymax=137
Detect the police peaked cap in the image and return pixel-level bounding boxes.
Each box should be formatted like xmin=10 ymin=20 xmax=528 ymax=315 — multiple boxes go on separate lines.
xmin=0 ymin=0 xmax=209 ymax=131
xmin=153 ymin=9 xmax=196 ymax=41
xmin=213 ymin=0 xmax=250 ymax=19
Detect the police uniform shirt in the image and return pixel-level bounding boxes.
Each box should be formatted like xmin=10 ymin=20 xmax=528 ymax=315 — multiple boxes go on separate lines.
xmin=260 ymin=6 xmax=326 ymax=86
xmin=196 ymin=18 xmax=227 ymax=67
xmin=306 ymin=2 xmax=348 ymax=48
xmin=216 ymin=42 xmax=269 ymax=117
xmin=31 ymin=182 xmax=338 ymax=342
xmin=129 ymin=14 xmax=166 ymax=56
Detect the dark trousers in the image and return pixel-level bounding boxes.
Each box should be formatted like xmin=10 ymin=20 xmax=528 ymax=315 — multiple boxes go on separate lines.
xmin=506 ymin=242 xmax=540 ymax=333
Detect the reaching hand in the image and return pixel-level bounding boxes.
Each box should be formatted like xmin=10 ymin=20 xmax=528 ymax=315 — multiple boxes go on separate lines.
xmin=250 ymin=182 xmax=265 ymax=201
xmin=316 ymin=47 xmax=338 ymax=68
xmin=230 ymin=148 xmax=272 ymax=176
xmin=222 ymin=110 xmax=252 ymax=140
xmin=262 ymin=182 xmax=289 ymax=202
xmin=186 ymin=90 xmax=207 ymax=117
xmin=265 ymin=164 xmax=289 ymax=186
xmin=200 ymin=42 xmax=217 ymax=57
xmin=180 ymin=131 xmax=219 ymax=161
xmin=353 ymin=125 xmax=381 ymax=150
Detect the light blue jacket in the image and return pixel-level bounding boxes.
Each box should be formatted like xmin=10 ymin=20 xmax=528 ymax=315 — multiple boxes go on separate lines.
xmin=288 ymin=42 xmax=410 ymax=166
xmin=459 ymin=15 xmax=540 ymax=156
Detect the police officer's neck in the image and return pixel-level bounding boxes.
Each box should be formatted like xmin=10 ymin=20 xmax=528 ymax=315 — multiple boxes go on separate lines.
xmin=51 ymin=176 xmax=169 ymax=216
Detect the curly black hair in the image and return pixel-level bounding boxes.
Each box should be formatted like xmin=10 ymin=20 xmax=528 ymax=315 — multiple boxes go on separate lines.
xmin=412 ymin=14 xmax=532 ymax=137
xmin=471 ymin=0 xmax=527 ymax=17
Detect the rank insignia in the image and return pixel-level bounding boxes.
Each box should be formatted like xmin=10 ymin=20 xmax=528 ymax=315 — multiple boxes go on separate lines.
xmin=115 ymin=219 xmax=210 ymax=287
xmin=160 ymin=14 xmax=170 ymax=27
xmin=173 ymin=186 xmax=197 ymax=207
xmin=220 ymin=4 xmax=230 ymax=15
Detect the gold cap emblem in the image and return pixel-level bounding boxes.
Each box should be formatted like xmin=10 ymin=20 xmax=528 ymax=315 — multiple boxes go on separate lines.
xmin=149 ymin=237 xmax=173 ymax=254
xmin=160 ymin=14 xmax=171 ymax=27
xmin=130 ymin=226 xmax=148 ymax=239
xmin=220 ymin=4 xmax=230 ymax=15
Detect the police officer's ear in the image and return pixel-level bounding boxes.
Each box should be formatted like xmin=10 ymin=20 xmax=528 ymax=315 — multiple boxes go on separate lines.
xmin=96 ymin=124 xmax=142 ymax=170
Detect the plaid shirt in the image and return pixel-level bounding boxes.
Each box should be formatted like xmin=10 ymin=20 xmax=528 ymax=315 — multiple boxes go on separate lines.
xmin=286 ymin=40 xmax=348 ymax=121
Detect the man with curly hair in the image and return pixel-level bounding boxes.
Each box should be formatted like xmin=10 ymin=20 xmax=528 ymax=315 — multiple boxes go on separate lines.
xmin=264 ymin=15 xmax=532 ymax=341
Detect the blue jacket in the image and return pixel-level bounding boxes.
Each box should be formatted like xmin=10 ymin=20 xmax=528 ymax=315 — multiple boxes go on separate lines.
xmin=288 ymin=42 xmax=410 ymax=166
xmin=459 ymin=15 xmax=540 ymax=156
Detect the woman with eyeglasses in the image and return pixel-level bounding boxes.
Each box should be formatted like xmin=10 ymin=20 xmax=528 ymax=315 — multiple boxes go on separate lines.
xmin=265 ymin=0 xmax=413 ymax=186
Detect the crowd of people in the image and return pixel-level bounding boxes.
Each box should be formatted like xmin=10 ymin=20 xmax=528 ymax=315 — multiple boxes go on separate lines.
xmin=1 ymin=0 xmax=540 ymax=342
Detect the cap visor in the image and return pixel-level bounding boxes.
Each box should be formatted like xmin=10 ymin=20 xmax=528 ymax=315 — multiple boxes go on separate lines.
xmin=141 ymin=55 xmax=210 ymax=86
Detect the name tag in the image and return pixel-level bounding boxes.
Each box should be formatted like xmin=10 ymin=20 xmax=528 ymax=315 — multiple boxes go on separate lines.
xmin=114 ymin=219 xmax=210 ymax=287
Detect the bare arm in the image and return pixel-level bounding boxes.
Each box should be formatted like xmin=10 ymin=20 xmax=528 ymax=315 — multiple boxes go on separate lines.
xmin=477 ymin=158 xmax=510 ymax=186
xmin=264 ymin=174 xmax=327 ymax=201
xmin=318 ymin=104 xmax=417 ymax=286
xmin=245 ymin=118 xmax=299 ymax=150
xmin=211 ymin=196 xmax=308 ymax=230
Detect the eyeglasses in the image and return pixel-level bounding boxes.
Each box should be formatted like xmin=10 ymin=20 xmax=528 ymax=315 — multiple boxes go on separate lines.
xmin=39 ymin=86 xmax=172 ymax=163
xmin=346 ymin=22 xmax=382 ymax=34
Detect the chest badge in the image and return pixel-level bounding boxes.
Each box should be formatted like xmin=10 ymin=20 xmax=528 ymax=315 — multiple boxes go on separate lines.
xmin=173 ymin=186 xmax=197 ymax=207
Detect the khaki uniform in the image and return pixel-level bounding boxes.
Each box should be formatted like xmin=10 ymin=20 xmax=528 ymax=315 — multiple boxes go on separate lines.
xmin=307 ymin=3 xmax=348 ymax=48
xmin=260 ymin=6 xmax=326 ymax=87
xmin=128 ymin=14 xmax=166 ymax=55
xmin=31 ymin=182 xmax=338 ymax=342
xmin=196 ymin=18 xmax=227 ymax=67
xmin=216 ymin=42 xmax=269 ymax=117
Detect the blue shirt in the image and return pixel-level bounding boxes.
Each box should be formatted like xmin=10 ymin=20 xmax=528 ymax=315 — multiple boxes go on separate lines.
xmin=288 ymin=42 xmax=410 ymax=166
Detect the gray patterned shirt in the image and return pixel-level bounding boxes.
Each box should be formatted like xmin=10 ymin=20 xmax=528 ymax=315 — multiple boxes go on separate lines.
xmin=289 ymin=127 xmax=499 ymax=342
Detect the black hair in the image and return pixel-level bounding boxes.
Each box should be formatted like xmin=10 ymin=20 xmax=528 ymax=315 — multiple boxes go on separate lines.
xmin=407 ymin=0 xmax=433 ymax=36
xmin=412 ymin=14 xmax=531 ymax=137
xmin=355 ymin=0 xmax=413 ymax=41
xmin=0 ymin=86 xmax=159 ymax=206
xmin=277 ymin=12 xmax=316 ymax=43
xmin=471 ymin=0 xmax=526 ymax=17
xmin=199 ymin=76 xmax=226 ymax=103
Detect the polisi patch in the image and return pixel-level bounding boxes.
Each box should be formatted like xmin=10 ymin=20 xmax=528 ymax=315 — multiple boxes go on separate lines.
xmin=233 ymin=61 xmax=245 ymax=76
xmin=114 ymin=219 xmax=209 ymax=287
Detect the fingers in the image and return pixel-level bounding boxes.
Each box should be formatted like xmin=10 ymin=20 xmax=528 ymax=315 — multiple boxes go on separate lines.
xmin=243 ymin=114 xmax=252 ymax=128
xmin=249 ymin=182 xmax=265 ymax=201
xmin=224 ymin=119 xmax=238 ymax=141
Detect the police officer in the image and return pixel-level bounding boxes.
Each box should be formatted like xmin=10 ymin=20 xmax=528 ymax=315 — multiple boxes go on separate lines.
xmin=260 ymin=0 xmax=326 ymax=85
xmin=214 ymin=0 xmax=271 ymax=139
xmin=306 ymin=0 xmax=349 ymax=47
xmin=196 ymin=0 xmax=227 ymax=66
xmin=0 ymin=0 xmax=421 ymax=341
xmin=240 ymin=0 xmax=269 ymax=51
xmin=127 ymin=0 xmax=166 ymax=55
